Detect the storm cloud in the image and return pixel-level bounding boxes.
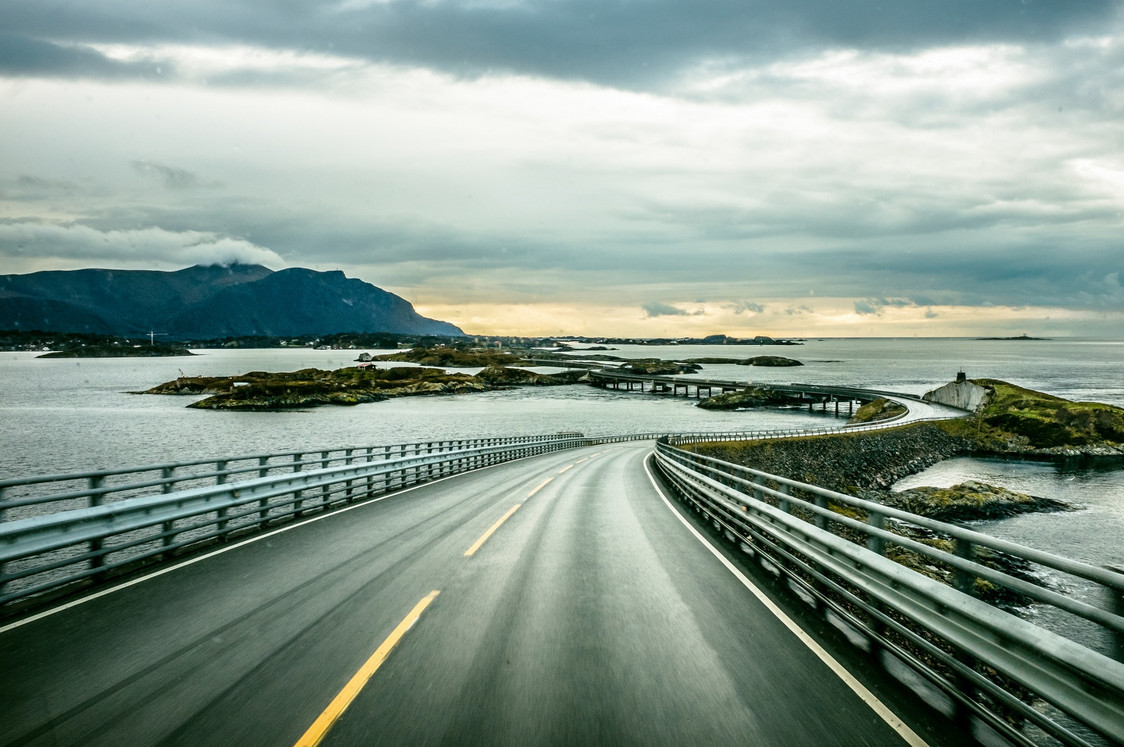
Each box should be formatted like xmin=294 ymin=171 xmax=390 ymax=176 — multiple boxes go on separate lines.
xmin=1 ymin=0 xmax=1122 ymax=336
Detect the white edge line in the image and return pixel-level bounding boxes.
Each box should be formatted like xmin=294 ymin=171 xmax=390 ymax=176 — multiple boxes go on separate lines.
xmin=0 ymin=455 xmax=533 ymax=635
xmin=641 ymin=456 xmax=929 ymax=747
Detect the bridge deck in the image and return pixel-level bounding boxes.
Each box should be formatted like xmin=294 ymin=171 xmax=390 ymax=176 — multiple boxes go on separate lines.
xmin=0 ymin=443 xmax=959 ymax=746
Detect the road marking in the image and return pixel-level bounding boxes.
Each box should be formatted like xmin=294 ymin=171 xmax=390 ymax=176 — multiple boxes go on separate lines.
xmin=576 ymin=458 xmax=589 ymax=464
xmin=527 ymin=478 xmax=553 ymax=498
xmin=557 ymin=464 xmax=574 ymax=474
xmin=294 ymin=590 xmax=440 ymax=747
xmin=464 ymin=503 xmax=522 ymax=557
xmin=642 ymin=457 xmax=928 ymax=747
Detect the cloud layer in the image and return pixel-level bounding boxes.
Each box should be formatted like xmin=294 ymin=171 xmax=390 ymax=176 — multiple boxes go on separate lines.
xmin=1 ymin=0 xmax=1122 ymax=336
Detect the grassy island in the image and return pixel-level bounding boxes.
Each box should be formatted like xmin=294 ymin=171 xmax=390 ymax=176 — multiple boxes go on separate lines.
xmin=939 ymin=379 xmax=1124 ymax=455
xmin=142 ymin=363 xmax=586 ymax=410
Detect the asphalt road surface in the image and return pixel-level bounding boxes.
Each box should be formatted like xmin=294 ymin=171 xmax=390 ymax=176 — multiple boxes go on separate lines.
xmin=1 ymin=442 xmax=961 ymax=746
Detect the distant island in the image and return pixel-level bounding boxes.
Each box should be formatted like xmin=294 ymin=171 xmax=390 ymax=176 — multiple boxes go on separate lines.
xmin=975 ymin=334 xmax=1050 ymax=341
xmin=39 ymin=342 xmax=195 ymax=358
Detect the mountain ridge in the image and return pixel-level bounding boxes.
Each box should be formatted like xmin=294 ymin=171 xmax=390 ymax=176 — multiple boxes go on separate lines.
xmin=0 ymin=264 xmax=464 ymax=338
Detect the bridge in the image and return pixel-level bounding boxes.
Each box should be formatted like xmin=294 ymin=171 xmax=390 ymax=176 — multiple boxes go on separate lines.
xmin=2 ymin=394 xmax=1122 ymax=745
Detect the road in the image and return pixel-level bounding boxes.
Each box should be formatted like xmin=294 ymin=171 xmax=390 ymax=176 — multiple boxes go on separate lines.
xmin=1 ymin=442 xmax=957 ymax=746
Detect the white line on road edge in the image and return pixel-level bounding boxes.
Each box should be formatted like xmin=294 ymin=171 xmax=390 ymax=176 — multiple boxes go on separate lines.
xmin=642 ymin=456 xmax=929 ymax=747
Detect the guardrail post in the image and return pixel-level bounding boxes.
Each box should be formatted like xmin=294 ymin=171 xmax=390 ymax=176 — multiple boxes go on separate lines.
xmin=954 ymin=538 xmax=975 ymax=595
xmin=89 ymin=474 xmax=107 ymax=573
xmin=344 ymin=449 xmax=355 ymax=502
xmin=814 ymin=494 xmax=828 ymax=530
xmin=1107 ymin=566 xmax=1124 ymax=662
xmin=162 ymin=466 xmax=175 ymax=494
xmin=293 ymin=453 xmax=304 ymax=514
xmin=320 ymin=452 xmax=331 ymax=507
xmin=215 ymin=461 xmax=229 ymax=535
xmin=257 ymin=457 xmax=270 ymax=523
xmin=866 ymin=511 xmax=885 ymax=555
xmin=777 ymin=484 xmax=791 ymax=513
xmin=89 ymin=474 xmax=106 ymax=508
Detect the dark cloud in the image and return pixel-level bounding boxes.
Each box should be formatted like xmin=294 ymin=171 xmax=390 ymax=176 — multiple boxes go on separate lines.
xmin=132 ymin=161 xmax=220 ymax=190
xmin=643 ymin=301 xmax=691 ymax=317
xmin=0 ymin=32 xmax=171 ymax=80
xmin=0 ymin=1 xmax=1118 ymax=89
xmin=730 ymin=300 xmax=765 ymax=314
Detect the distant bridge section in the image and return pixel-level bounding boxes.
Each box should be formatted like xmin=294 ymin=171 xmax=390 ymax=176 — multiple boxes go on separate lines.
xmin=585 ymin=370 xmax=960 ymax=420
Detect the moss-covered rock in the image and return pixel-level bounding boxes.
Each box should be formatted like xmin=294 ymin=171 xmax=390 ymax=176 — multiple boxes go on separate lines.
xmin=142 ymin=361 xmax=586 ymax=410
xmin=620 ymin=359 xmax=701 ymax=375
xmin=375 ymin=346 xmax=524 ymax=368
xmin=937 ymin=379 xmax=1124 ymax=456
xmin=885 ymin=480 xmax=1070 ymax=522
xmin=736 ymin=356 xmax=803 ymax=367
xmin=848 ymin=398 xmax=908 ymax=424
xmin=697 ymin=387 xmax=799 ymax=410
xmin=475 ymin=365 xmax=588 ymax=386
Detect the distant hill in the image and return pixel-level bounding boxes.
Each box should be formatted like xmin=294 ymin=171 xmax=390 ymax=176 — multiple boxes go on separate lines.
xmin=0 ymin=264 xmax=464 ymax=338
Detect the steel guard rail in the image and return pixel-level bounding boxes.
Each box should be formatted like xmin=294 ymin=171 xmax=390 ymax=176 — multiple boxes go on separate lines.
xmin=653 ymin=439 xmax=1124 ymax=747
xmin=0 ymin=435 xmax=589 ymax=609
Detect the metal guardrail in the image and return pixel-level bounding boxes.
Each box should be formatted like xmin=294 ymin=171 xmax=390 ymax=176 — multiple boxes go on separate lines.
xmin=654 ymin=439 xmax=1124 ymax=747
xmin=0 ymin=435 xmax=585 ymax=609
xmin=0 ymin=403 xmax=957 ymax=611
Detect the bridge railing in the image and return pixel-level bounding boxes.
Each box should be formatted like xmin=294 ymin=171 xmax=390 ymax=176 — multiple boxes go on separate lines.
xmin=653 ymin=439 xmax=1124 ymax=747
xmin=0 ymin=435 xmax=584 ymax=611
xmin=0 ymin=435 xmax=573 ymax=524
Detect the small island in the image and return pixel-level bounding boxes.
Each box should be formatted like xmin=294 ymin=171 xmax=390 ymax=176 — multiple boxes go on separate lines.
xmin=39 ymin=342 xmax=195 ymax=358
xmin=141 ymin=361 xmax=586 ymax=410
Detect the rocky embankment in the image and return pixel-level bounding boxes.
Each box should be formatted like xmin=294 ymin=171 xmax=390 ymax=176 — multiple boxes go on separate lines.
xmin=686 ymin=423 xmax=971 ymax=495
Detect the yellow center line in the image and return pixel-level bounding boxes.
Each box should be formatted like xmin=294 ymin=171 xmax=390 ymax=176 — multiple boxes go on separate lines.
xmin=294 ymin=590 xmax=440 ymax=747
xmin=464 ymin=503 xmax=522 ymax=557
xmin=527 ymin=477 xmax=553 ymax=498
xmin=575 ymin=457 xmax=589 ymax=464
xmin=557 ymin=464 xmax=574 ymax=474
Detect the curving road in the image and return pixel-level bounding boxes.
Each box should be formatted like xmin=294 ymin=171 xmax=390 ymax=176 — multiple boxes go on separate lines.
xmin=1 ymin=443 xmax=964 ymax=746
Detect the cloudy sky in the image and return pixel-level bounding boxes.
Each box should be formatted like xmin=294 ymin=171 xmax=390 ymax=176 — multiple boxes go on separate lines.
xmin=2 ymin=1 xmax=1122 ymax=337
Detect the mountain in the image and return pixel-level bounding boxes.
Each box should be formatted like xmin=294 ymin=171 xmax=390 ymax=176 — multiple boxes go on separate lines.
xmin=0 ymin=264 xmax=464 ymax=338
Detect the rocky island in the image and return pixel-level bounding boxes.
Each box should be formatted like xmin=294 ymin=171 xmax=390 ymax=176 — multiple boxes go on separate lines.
xmin=39 ymin=342 xmax=195 ymax=358
xmin=141 ymin=352 xmax=586 ymax=410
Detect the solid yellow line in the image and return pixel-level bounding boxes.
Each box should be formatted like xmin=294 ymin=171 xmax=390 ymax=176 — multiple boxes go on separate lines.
xmin=464 ymin=503 xmax=522 ymax=557
xmin=294 ymin=590 xmax=440 ymax=747
xmin=557 ymin=464 xmax=574 ymax=474
xmin=528 ymin=478 xmax=553 ymax=498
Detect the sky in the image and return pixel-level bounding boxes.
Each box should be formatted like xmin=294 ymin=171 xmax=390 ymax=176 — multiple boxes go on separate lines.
xmin=1 ymin=1 xmax=1122 ymax=338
